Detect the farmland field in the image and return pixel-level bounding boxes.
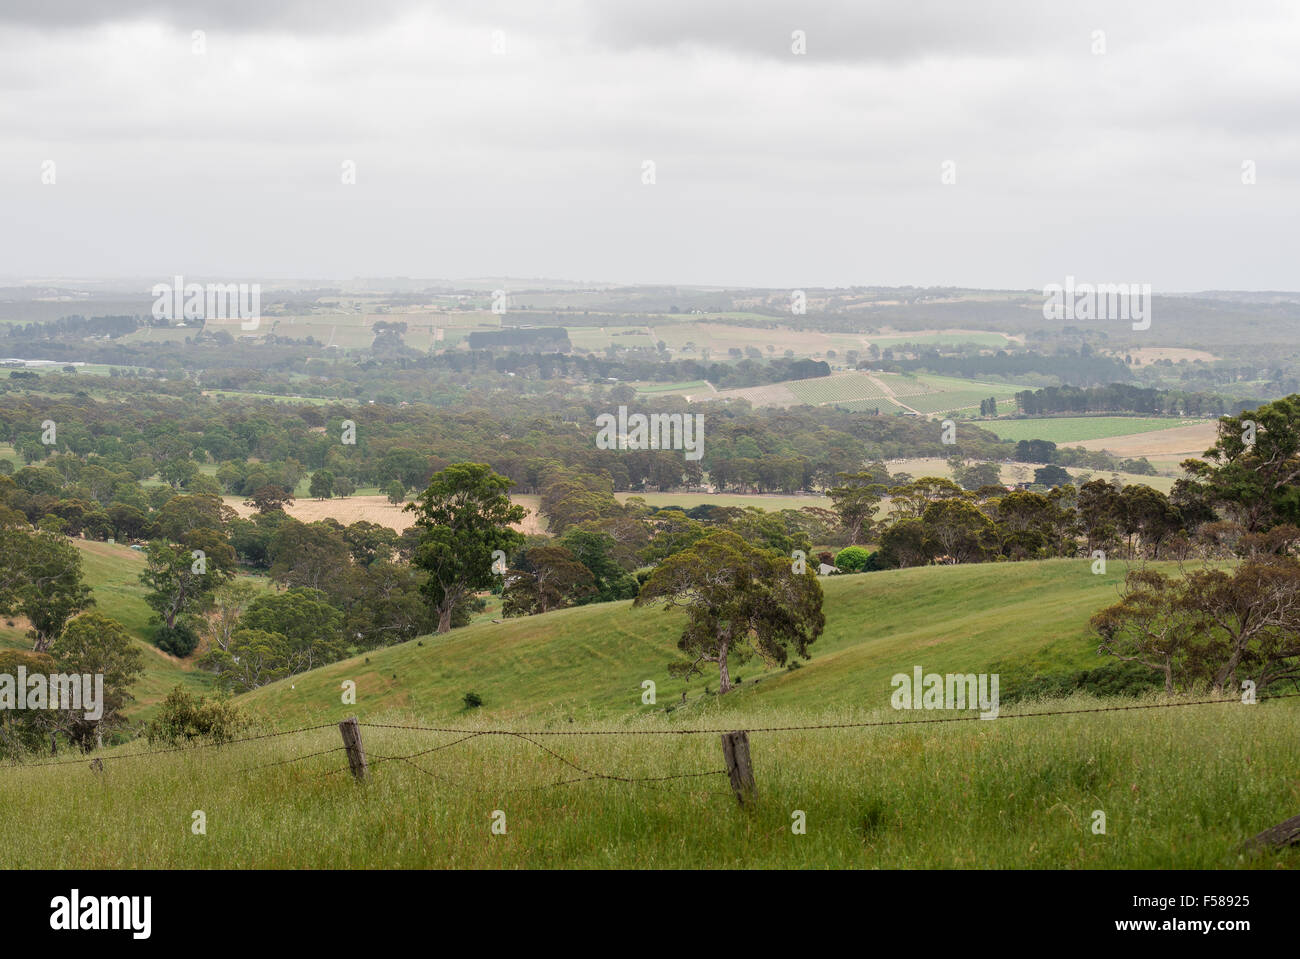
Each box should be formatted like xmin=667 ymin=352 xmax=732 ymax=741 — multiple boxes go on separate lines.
xmin=905 ymin=372 xmax=1028 ymax=398
xmin=906 ymin=390 xmax=1006 ymax=414
xmin=634 ymin=380 xmax=710 ymax=394
xmin=652 ymin=321 xmax=867 ymax=358
xmin=1073 ymin=421 xmax=1220 ymax=458
xmin=223 ymin=494 xmax=549 ymax=536
xmin=788 ymin=373 xmax=889 ymax=404
xmin=710 ymin=370 xmax=1029 ymax=414
xmin=884 ymin=456 xmax=1178 ymax=493
xmin=693 ymin=381 xmax=798 ymax=406
xmin=567 ymin=328 xmax=613 ymax=350
xmin=985 ymin=416 xmax=1207 ymax=444
xmin=871 ymin=373 xmax=935 ymax=398
xmin=835 ymin=399 xmax=887 ymax=412
xmin=869 ymin=331 xmax=1013 ymax=348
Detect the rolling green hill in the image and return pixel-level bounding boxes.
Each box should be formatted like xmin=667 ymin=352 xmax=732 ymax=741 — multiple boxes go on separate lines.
xmin=0 ymin=538 xmax=1178 ymax=729
xmin=0 ymin=539 xmax=234 ymax=720
xmin=9 ymin=555 xmax=1298 ymax=869
xmin=235 ymin=558 xmax=1139 ymax=726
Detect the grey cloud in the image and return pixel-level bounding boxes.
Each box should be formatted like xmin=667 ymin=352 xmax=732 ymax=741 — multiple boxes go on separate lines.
xmin=0 ymin=0 xmax=411 ymax=31
xmin=577 ymin=0 xmax=1296 ymax=65
xmin=0 ymin=0 xmax=1296 ymax=288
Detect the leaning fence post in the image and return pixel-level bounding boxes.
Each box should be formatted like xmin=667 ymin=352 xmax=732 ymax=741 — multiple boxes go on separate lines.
xmin=1243 ymin=813 xmax=1300 ymax=852
xmin=720 ymin=730 xmax=756 ymax=805
xmin=338 ymin=716 xmax=368 ymax=781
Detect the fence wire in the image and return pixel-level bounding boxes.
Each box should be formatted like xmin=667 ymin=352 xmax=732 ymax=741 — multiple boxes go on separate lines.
xmin=4 ymin=692 xmax=1297 ymax=789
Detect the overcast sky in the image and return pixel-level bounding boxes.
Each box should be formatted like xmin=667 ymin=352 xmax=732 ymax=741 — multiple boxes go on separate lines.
xmin=2 ymin=1 xmax=1298 ymax=290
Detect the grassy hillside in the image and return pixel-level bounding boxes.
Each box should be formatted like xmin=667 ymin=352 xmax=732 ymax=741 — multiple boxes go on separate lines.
xmin=7 ymin=557 xmax=1298 ymax=869
xmin=235 ymin=559 xmax=1142 ymax=726
xmin=0 ymin=539 xmax=228 ymax=720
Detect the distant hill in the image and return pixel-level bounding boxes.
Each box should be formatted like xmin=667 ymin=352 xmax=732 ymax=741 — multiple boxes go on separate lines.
xmin=235 ymin=558 xmax=1149 ymax=726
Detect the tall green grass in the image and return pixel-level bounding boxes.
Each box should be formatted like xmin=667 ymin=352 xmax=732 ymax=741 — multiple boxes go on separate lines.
xmin=3 ymin=695 xmax=1295 ymax=868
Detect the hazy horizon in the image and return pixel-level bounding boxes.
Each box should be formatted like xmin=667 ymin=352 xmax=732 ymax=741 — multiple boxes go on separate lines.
xmin=3 ymin=0 xmax=1299 ymax=289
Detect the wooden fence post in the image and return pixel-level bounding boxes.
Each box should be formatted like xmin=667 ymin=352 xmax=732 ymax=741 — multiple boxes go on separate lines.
xmin=338 ymin=716 xmax=368 ymax=781
xmin=1244 ymin=813 xmax=1300 ymax=852
xmin=720 ymin=731 xmax=756 ymax=805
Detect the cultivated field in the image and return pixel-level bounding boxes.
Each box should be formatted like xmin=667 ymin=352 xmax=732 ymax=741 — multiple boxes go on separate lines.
xmin=1074 ymin=421 xmax=1219 ymax=458
xmin=704 ymin=371 xmax=1026 ymax=413
xmin=884 ymin=457 xmax=1178 ymax=493
xmin=201 ymin=308 xmax=509 ymax=353
xmin=868 ymin=330 xmax=1014 ymax=348
xmin=690 ymin=381 xmax=799 ymax=406
xmin=224 ymin=490 xmax=834 ymax=533
xmin=985 ymin=417 xmax=1210 ymax=445
xmin=633 ymin=380 xmax=711 ymax=395
xmin=222 ymin=494 xmax=548 ymax=536
xmin=1109 ymin=347 xmax=1219 ymax=367
xmin=651 ymin=321 xmax=867 ymax=358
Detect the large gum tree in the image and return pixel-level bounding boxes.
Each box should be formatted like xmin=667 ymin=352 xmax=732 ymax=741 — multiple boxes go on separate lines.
xmin=406 ymin=463 xmax=526 ymax=633
xmin=635 ymin=530 xmax=825 ymax=694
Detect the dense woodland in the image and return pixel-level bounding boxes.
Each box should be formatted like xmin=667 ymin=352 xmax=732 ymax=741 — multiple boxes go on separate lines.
xmin=1 ymin=383 xmax=1296 ymax=724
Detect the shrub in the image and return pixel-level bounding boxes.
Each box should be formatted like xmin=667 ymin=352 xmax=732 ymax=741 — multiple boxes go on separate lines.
xmin=834 ymin=545 xmax=873 ymax=573
xmin=154 ymin=622 xmax=199 ymax=657
xmin=145 ymin=685 xmax=251 ymax=745
xmin=1000 ymin=660 xmax=1164 ymax=703
xmin=462 ymin=691 xmax=483 ymax=709
xmin=0 ymin=650 xmax=57 ymax=758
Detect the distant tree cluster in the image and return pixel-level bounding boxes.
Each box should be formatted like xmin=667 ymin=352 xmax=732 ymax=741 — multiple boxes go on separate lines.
xmin=1013 ymin=383 xmax=1238 ymax=417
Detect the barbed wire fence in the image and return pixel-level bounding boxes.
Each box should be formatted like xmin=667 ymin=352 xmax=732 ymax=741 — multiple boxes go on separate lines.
xmin=3 ymin=692 xmax=1299 ymax=848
